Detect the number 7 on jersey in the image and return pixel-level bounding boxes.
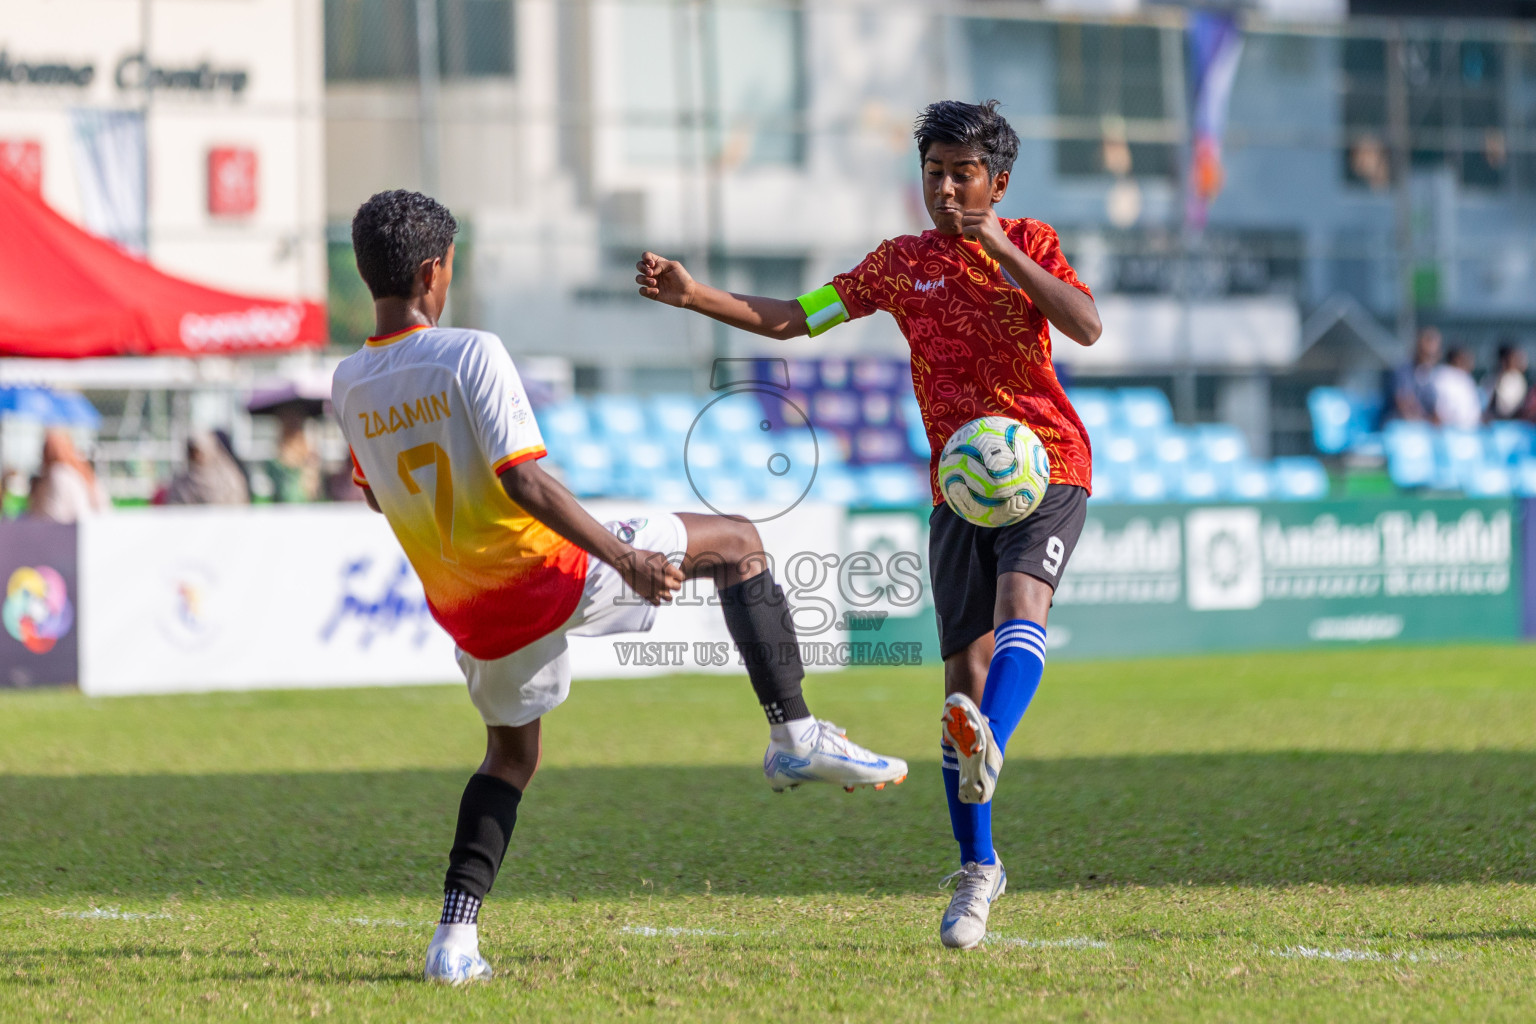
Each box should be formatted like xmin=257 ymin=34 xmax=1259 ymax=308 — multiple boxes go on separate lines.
xmin=398 ymin=441 xmax=457 ymax=563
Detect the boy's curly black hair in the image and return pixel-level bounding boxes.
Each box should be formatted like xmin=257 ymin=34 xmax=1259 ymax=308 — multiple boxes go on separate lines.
xmin=913 ymin=100 xmax=1020 ymax=179
xmin=351 ymin=190 xmax=459 ymax=300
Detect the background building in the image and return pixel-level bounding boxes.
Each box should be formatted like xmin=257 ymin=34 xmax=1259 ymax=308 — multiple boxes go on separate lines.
xmin=323 ymin=0 xmax=1536 ymax=459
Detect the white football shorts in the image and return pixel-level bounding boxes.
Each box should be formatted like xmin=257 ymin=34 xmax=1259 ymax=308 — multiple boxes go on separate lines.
xmin=456 ymin=512 xmax=688 ymax=728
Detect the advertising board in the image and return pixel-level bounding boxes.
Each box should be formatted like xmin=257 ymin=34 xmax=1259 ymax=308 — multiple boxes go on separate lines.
xmin=77 ymin=501 xmax=846 ymax=697
xmin=847 ymin=497 xmax=1524 ymax=664
xmin=0 ymin=520 xmax=78 ymax=687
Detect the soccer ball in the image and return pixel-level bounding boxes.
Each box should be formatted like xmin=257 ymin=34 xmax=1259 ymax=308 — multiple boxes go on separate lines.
xmin=938 ymin=416 xmax=1050 ymax=528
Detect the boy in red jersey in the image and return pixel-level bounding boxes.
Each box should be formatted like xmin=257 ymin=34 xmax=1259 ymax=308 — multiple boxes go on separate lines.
xmin=638 ymin=100 xmax=1102 ymax=950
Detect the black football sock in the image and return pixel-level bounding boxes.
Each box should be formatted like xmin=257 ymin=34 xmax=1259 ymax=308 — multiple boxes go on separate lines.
xmin=441 ymin=773 xmax=522 ymax=923
xmin=719 ymin=571 xmax=810 ymax=724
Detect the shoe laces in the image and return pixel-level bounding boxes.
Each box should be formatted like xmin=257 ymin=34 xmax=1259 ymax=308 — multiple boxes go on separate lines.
xmin=811 ymin=719 xmax=870 ymax=758
xmin=939 ymin=862 xmax=995 ymax=915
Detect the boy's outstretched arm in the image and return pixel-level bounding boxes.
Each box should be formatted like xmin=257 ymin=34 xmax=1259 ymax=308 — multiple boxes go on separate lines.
xmin=960 ymin=209 xmax=1103 ymax=346
xmin=636 ymin=252 xmax=809 ymax=341
xmin=499 ymin=460 xmax=684 ymax=606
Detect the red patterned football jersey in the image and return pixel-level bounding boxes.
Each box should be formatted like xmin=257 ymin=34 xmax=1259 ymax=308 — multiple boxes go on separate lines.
xmin=830 ymin=218 xmax=1094 ymax=503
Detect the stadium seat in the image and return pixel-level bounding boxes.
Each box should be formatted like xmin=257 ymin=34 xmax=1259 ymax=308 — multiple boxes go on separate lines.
xmin=1226 ymin=461 xmax=1273 ymax=501
xmin=562 ymin=441 xmax=614 ymax=497
xmin=1270 ymin=457 xmax=1329 ymax=501
xmin=1067 ymin=388 xmax=1115 ymax=434
xmin=1097 ymin=432 xmax=1140 ymax=469
xmin=538 ymin=398 xmax=590 ymax=448
xmin=810 ymin=389 xmax=863 ymax=429
xmin=1174 ymin=464 xmax=1223 ymax=502
xmin=705 ymin=391 xmax=769 ymax=438
xmin=1117 ymin=387 xmax=1173 ymax=432
xmin=1463 ymin=462 xmax=1513 ymax=498
xmin=852 ymin=427 xmax=909 ymax=464
xmin=1383 ymin=421 xmax=1435 ymax=488
xmin=614 ymin=440 xmax=673 ymax=496
xmin=1123 ymin=467 xmax=1168 ymax=503
xmin=860 ymin=465 xmax=929 ymax=507
xmin=648 ymin=393 xmax=701 ymax=440
xmin=812 ymin=467 xmax=861 ymax=505
xmin=1487 ymin=421 xmax=1536 ymax=464
xmin=1513 ymin=457 xmax=1536 ymax=497
xmin=590 ymin=394 xmax=646 ymax=438
xmin=1307 ymin=387 xmax=1354 ymax=455
xmin=860 ymin=390 xmax=896 ymax=427
xmin=1194 ymin=424 xmax=1248 ymax=466
xmin=1151 ymin=427 xmax=1194 ymax=469
xmin=1087 ymin=470 xmax=1119 ymax=503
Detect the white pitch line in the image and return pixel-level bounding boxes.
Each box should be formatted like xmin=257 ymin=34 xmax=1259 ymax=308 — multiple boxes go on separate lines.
xmin=58 ymin=907 xmax=172 ymax=921
xmin=988 ymin=935 xmax=1110 ymax=950
xmin=1271 ymin=945 xmax=1441 ymax=963
xmin=617 ymin=926 xmax=737 ymax=938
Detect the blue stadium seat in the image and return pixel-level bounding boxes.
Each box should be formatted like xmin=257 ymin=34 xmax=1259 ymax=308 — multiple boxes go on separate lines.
xmin=812 ymin=467 xmax=861 ymax=505
xmin=1123 ymin=467 xmax=1168 ymax=503
xmin=1096 ymin=432 xmax=1140 ymax=469
xmin=648 ymin=393 xmax=701 ymax=440
xmin=1117 ymin=387 xmax=1173 ymax=432
xmin=860 ymin=465 xmax=929 ymax=507
xmin=1463 ymin=462 xmax=1513 ymax=498
xmin=1068 ymin=388 xmax=1116 ymax=435
xmin=1383 ymin=421 xmax=1435 ymax=488
xmin=810 ymin=389 xmax=863 ymax=429
xmin=1194 ymin=424 xmax=1248 ymax=466
xmin=1150 ymin=427 xmax=1194 ymax=470
xmin=614 ymin=440 xmax=673 ymax=496
xmin=1087 ymin=467 xmax=1122 ymax=503
xmin=1270 ymin=457 xmax=1329 ymax=501
xmin=1514 ymin=457 xmax=1536 ymax=497
xmin=538 ymin=398 xmax=590 ymax=448
xmin=1174 ymin=464 xmax=1223 ymax=502
xmin=590 ymin=394 xmax=646 ymax=439
xmin=1307 ymin=387 xmax=1354 ymax=455
xmin=562 ymin=441 xmax=614 ymax=497
xmin=1487 ymin=421 xmax=1536 ymax=464
xmin=1226 ymin=461 xmax=1273 ymax=501
xmin=704 ymin=390 xmax=769 ymax=438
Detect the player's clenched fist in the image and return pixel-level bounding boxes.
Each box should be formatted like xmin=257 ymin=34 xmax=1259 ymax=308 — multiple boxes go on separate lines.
xmin=617 ymin=548 xmax=686 ymax=605
xmin=960 ymin=207 xmax=1009 ymax=254
xmin=635 ymin=251 xmax=696 ymax=308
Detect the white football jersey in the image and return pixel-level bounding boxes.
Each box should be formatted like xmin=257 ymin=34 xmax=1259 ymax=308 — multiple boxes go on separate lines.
xmin=332 ymin=325 xmax=587 ymax=658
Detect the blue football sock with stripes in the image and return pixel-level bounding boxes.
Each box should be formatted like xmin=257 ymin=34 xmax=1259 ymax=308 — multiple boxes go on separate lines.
xmin=981 ymin=619 xmax=1047 ymax=754
xmin=941 ymin=747 xmax=994 ymax=865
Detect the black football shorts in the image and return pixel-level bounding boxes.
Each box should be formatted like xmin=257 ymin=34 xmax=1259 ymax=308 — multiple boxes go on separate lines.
xmin=927 ymin=484 xmax=1089 ymax=660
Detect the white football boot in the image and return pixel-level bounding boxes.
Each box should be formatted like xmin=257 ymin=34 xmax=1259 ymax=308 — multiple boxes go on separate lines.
xmin=424 ymin=923 xmax=493 ymax=985
xmin=763 ymin=719 xmax=909 ymax=792
xmin=939 ymin=858 xmax=1007 ymax=950
xmin=942 ymin=693 xmax=1003 ymax=805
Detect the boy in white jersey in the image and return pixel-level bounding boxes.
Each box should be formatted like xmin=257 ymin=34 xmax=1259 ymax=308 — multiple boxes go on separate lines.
xmin=333 ymin=190 xmax=908 ymax=985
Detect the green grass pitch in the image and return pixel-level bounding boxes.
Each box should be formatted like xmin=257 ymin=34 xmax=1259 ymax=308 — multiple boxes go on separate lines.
xmin=2 ymin=645 xmax=1535 ymax=1021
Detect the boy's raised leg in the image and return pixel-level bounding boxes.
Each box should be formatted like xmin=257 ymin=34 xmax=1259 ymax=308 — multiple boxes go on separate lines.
xmin=677 ymin=513 xmax=908 ymax=792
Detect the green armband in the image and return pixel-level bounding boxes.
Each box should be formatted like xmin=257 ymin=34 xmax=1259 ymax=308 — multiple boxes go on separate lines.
xmin=797 ymin=284 xmax=848 ymax=337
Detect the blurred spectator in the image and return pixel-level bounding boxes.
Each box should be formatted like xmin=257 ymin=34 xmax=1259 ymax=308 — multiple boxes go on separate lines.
xmin=160 ymin=433 xmax=250 ymax=505
xmin=266 ymin=406 xmax=320 ymax=503
xmin=1389 ymin=326 xmax=1441 ymax=421
xmin=1432 ymin=347 xmax=1482 ymax=430
xmin=325 ymin=464 xmax=367 ymax=502
xmin=1486 ymin=341 xmax=1529 ymax=420
xmin=27 ymin=429 xmax=109 ymax=522
xmin=213 ymin=428 xmax=254 ymax=496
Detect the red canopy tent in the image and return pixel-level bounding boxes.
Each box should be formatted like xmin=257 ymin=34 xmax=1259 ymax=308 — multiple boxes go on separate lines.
xmin=0 ymin=170 xmax=325 ymax=358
